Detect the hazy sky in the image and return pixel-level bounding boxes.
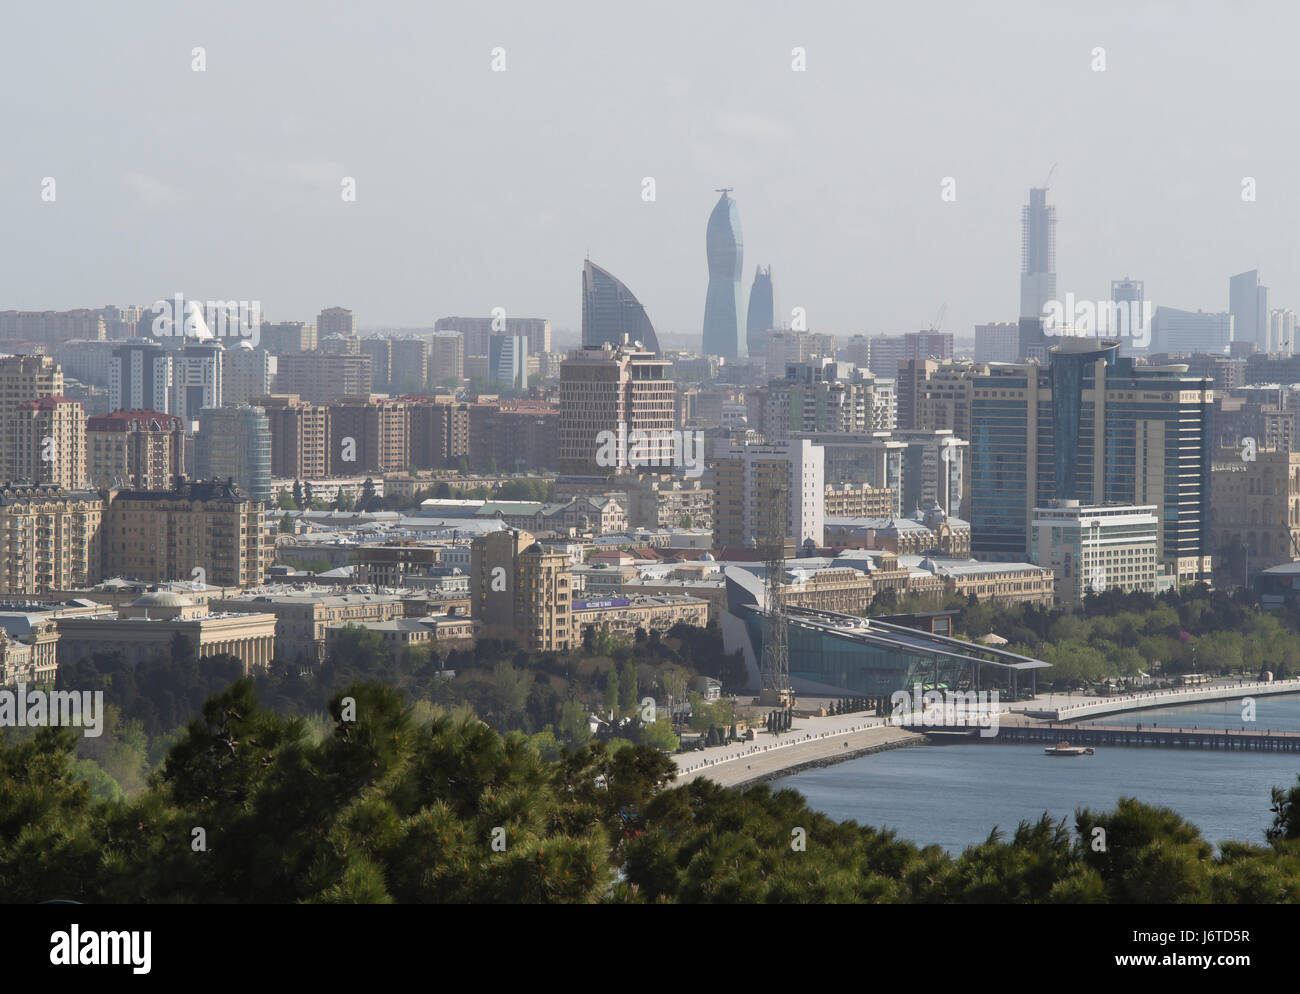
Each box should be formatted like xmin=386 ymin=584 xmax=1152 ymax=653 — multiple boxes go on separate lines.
xmin=2 ymin=1 xmax=1295 ymax=344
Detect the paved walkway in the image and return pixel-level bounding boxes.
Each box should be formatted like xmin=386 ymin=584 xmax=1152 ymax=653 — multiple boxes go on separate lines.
xmin=673 ymin=715 xmax=920 ymax=788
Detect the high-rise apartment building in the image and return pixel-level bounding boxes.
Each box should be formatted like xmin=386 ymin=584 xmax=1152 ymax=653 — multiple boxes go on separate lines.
xmin=896 ymin=359 xmax=939 ymax=430
xmin=255 ymin=395 xmax=330 ymax=480
xmin=221 ymin=342 xmax=276 ymax=406
xmin=970 ymin=338 xmax=1213 ymax=585
xmin=327 ymin=397 xmax=410 ymax=475
xmin=701 ymin=190 xmax=744 ymax=359
xmin=711 ymin=438 xmax=824 ymax=549
xmin=1269 ymin=309 xmax=1297 ymax=356
xmin=764 ymin=360 xmax=882 ymax=438
xmin=429 ymin=331 xmax=465 ymax=388
xmin=86 ymin=409 xmax=185 ymax=490
xmin=434 ymin=316 xmax=551 ymax=357
xmin=103 ymin=479 xmax=266 ymax=588
xmin=388 ymin=338 xmax=429 ymax=391
xmin=0 ymin=355 xmax=64 ymax=483
xmin=360 ymin=337 xmax=394 ymax=387
xmin=0 ymin=484 xmax=103 ymax=595
xmin=173 ymin=343 xmax=224 ymax=427
xmin=471 ymin=528 xmax=572 ymax=651
xmin=317 ymin=307 xmax=355 ymax=339
xmin=110 ymin=341 xmax=172 ymax=413
xmin=195 ymin=406 xmax=272 ymax=504
xmin=260 ymin=320 xmax=316 ymax=353
xmin=274 ymin=353 xmax=372 ymax=405
xmin=866 ymin=331 xmax=953 ymax=378
xmin=974 ymin=323 xmax=1020 ymax=364
xmin=765 ymin=330 xmax=837 ymax=378
xmin=467 ymin=400 xmax=559 ymax=473
xmin=13 ymin=397 xmax=87 ymax=489
xmin=558 ymin=343 xmax=674 ymax=476
xmin=0 ymin=310 xmax=105 ymax=347
xmin=408 ymin=398 xmax=470 ymax=470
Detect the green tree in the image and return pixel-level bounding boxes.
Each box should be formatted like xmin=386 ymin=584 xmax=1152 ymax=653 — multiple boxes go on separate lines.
xmin=618 ymin=662 xmax=638 ymax=716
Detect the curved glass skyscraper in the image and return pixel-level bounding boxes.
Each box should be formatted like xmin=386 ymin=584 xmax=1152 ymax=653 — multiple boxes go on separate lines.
xmin=745 ymin=265 xmax=773 ymax=360
xmin=581 ymin=259 xmax=660 ymax=353
xmin=702 ymin=189 xmax=743 ymax=358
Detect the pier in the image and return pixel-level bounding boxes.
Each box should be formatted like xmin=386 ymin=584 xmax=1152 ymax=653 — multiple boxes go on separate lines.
xmin=1015 ymin=678 xmax=1300 ymax=721
xmin=921 ymin=722 xmax=1300 ymax=752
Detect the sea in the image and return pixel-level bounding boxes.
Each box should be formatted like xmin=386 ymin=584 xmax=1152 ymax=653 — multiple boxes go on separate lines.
xmin=771 ymin=694 xmax=1300 ymax=853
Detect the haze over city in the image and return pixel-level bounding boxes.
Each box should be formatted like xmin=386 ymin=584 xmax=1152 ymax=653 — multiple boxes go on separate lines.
xmin=3 ymin=0 xmax=1297 ymax=338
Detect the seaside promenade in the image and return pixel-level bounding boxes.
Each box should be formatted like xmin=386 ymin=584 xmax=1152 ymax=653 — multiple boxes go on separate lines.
xmin=674 ymin=678 xmax=1300 ymax=788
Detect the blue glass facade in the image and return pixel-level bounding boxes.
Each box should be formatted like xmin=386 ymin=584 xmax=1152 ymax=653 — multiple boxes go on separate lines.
xmin=970 ymin=342 xmax=1212 ymax=580
xmin=702 ymin=191 xmax=743 ymax=358
xmin=740 ymin=608 xmax=971 ymax=697
xmin=581 ymin=260 xmax=660 ymax=352
xmin=745 ymin=265 xmax=773 ymax=360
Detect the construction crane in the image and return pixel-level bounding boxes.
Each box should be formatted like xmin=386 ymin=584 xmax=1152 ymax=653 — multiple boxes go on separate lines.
xmin=926 ymin=301 xmax=948 ymax=333
xmin=1042 ymin=163 xmax=1057 ymax=189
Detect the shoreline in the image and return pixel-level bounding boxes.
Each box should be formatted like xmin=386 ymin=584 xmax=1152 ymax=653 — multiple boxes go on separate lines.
xmin=673 ymin=722 xmax=924 ymax=789
xmin=724 ymin=732 xmax=925 ymax=788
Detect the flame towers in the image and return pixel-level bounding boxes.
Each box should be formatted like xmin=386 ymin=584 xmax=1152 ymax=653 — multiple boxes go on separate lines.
xmin=581 ymin=259 xmax=660 ymax=353
xmin=746 ymin=265 xmax=774 ymax=360
xmin=702 ymin=189 xmax=744 ymax=358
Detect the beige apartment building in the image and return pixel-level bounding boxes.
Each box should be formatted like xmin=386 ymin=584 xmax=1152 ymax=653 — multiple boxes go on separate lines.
xmin=0 ymin=355 xmax=64 ymax=482
xmin=823 ymin=482 xmax=894 ymax=518
xmin=558 ymin=343 xmax=676 ymax=476
xmin=1211 ymin=447 xmax=1300 ymax=573
xmin=86 ymin=409 xmax=185 ymax=490
xmin=471 ymin=528 xmax=572 ymax=651
xmin=0 ymin=484 xmax=103 ymax=595
xmin=102 ymin=479 xmax=266 ymax=588
xmin=13 ymin=396 xmax=87 ymax=489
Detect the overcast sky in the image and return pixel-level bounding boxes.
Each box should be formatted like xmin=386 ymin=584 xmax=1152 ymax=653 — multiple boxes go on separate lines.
xmin=2 ymin=0 xmax=1295 ymax=343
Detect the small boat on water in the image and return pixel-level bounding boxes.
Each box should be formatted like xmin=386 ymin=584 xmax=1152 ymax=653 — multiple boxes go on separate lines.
xmin=1044 ymin=741 xmax=1095 ymax=757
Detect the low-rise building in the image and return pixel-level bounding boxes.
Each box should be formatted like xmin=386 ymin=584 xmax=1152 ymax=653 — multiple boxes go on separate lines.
xmin=53 ymin=590 xmax=277 ymax=672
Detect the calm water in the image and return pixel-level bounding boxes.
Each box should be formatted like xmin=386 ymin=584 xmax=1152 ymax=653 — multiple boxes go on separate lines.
xmin=773 ymin=695 xmax=1300 ymax=853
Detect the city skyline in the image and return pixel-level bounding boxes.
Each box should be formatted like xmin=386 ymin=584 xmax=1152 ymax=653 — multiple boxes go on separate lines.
xmin=3 ymin=2 xmax=1296 ymax=341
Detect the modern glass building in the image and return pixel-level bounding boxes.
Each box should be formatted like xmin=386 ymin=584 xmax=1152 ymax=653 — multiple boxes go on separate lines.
xmin=970 ymin=338 xmax=1214 ymax=585
xmin=721 ymin=567 xmax=1050 ymax=697
xmin=195 ymin=405 xmax=272 ymax=505
xmin=581 ymin=260 xmax=660 ymax=353
xmin=745 ymin=265 xmax=773 ymax=361
xmin=702 ymin=190 xmax=743 ymax=358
